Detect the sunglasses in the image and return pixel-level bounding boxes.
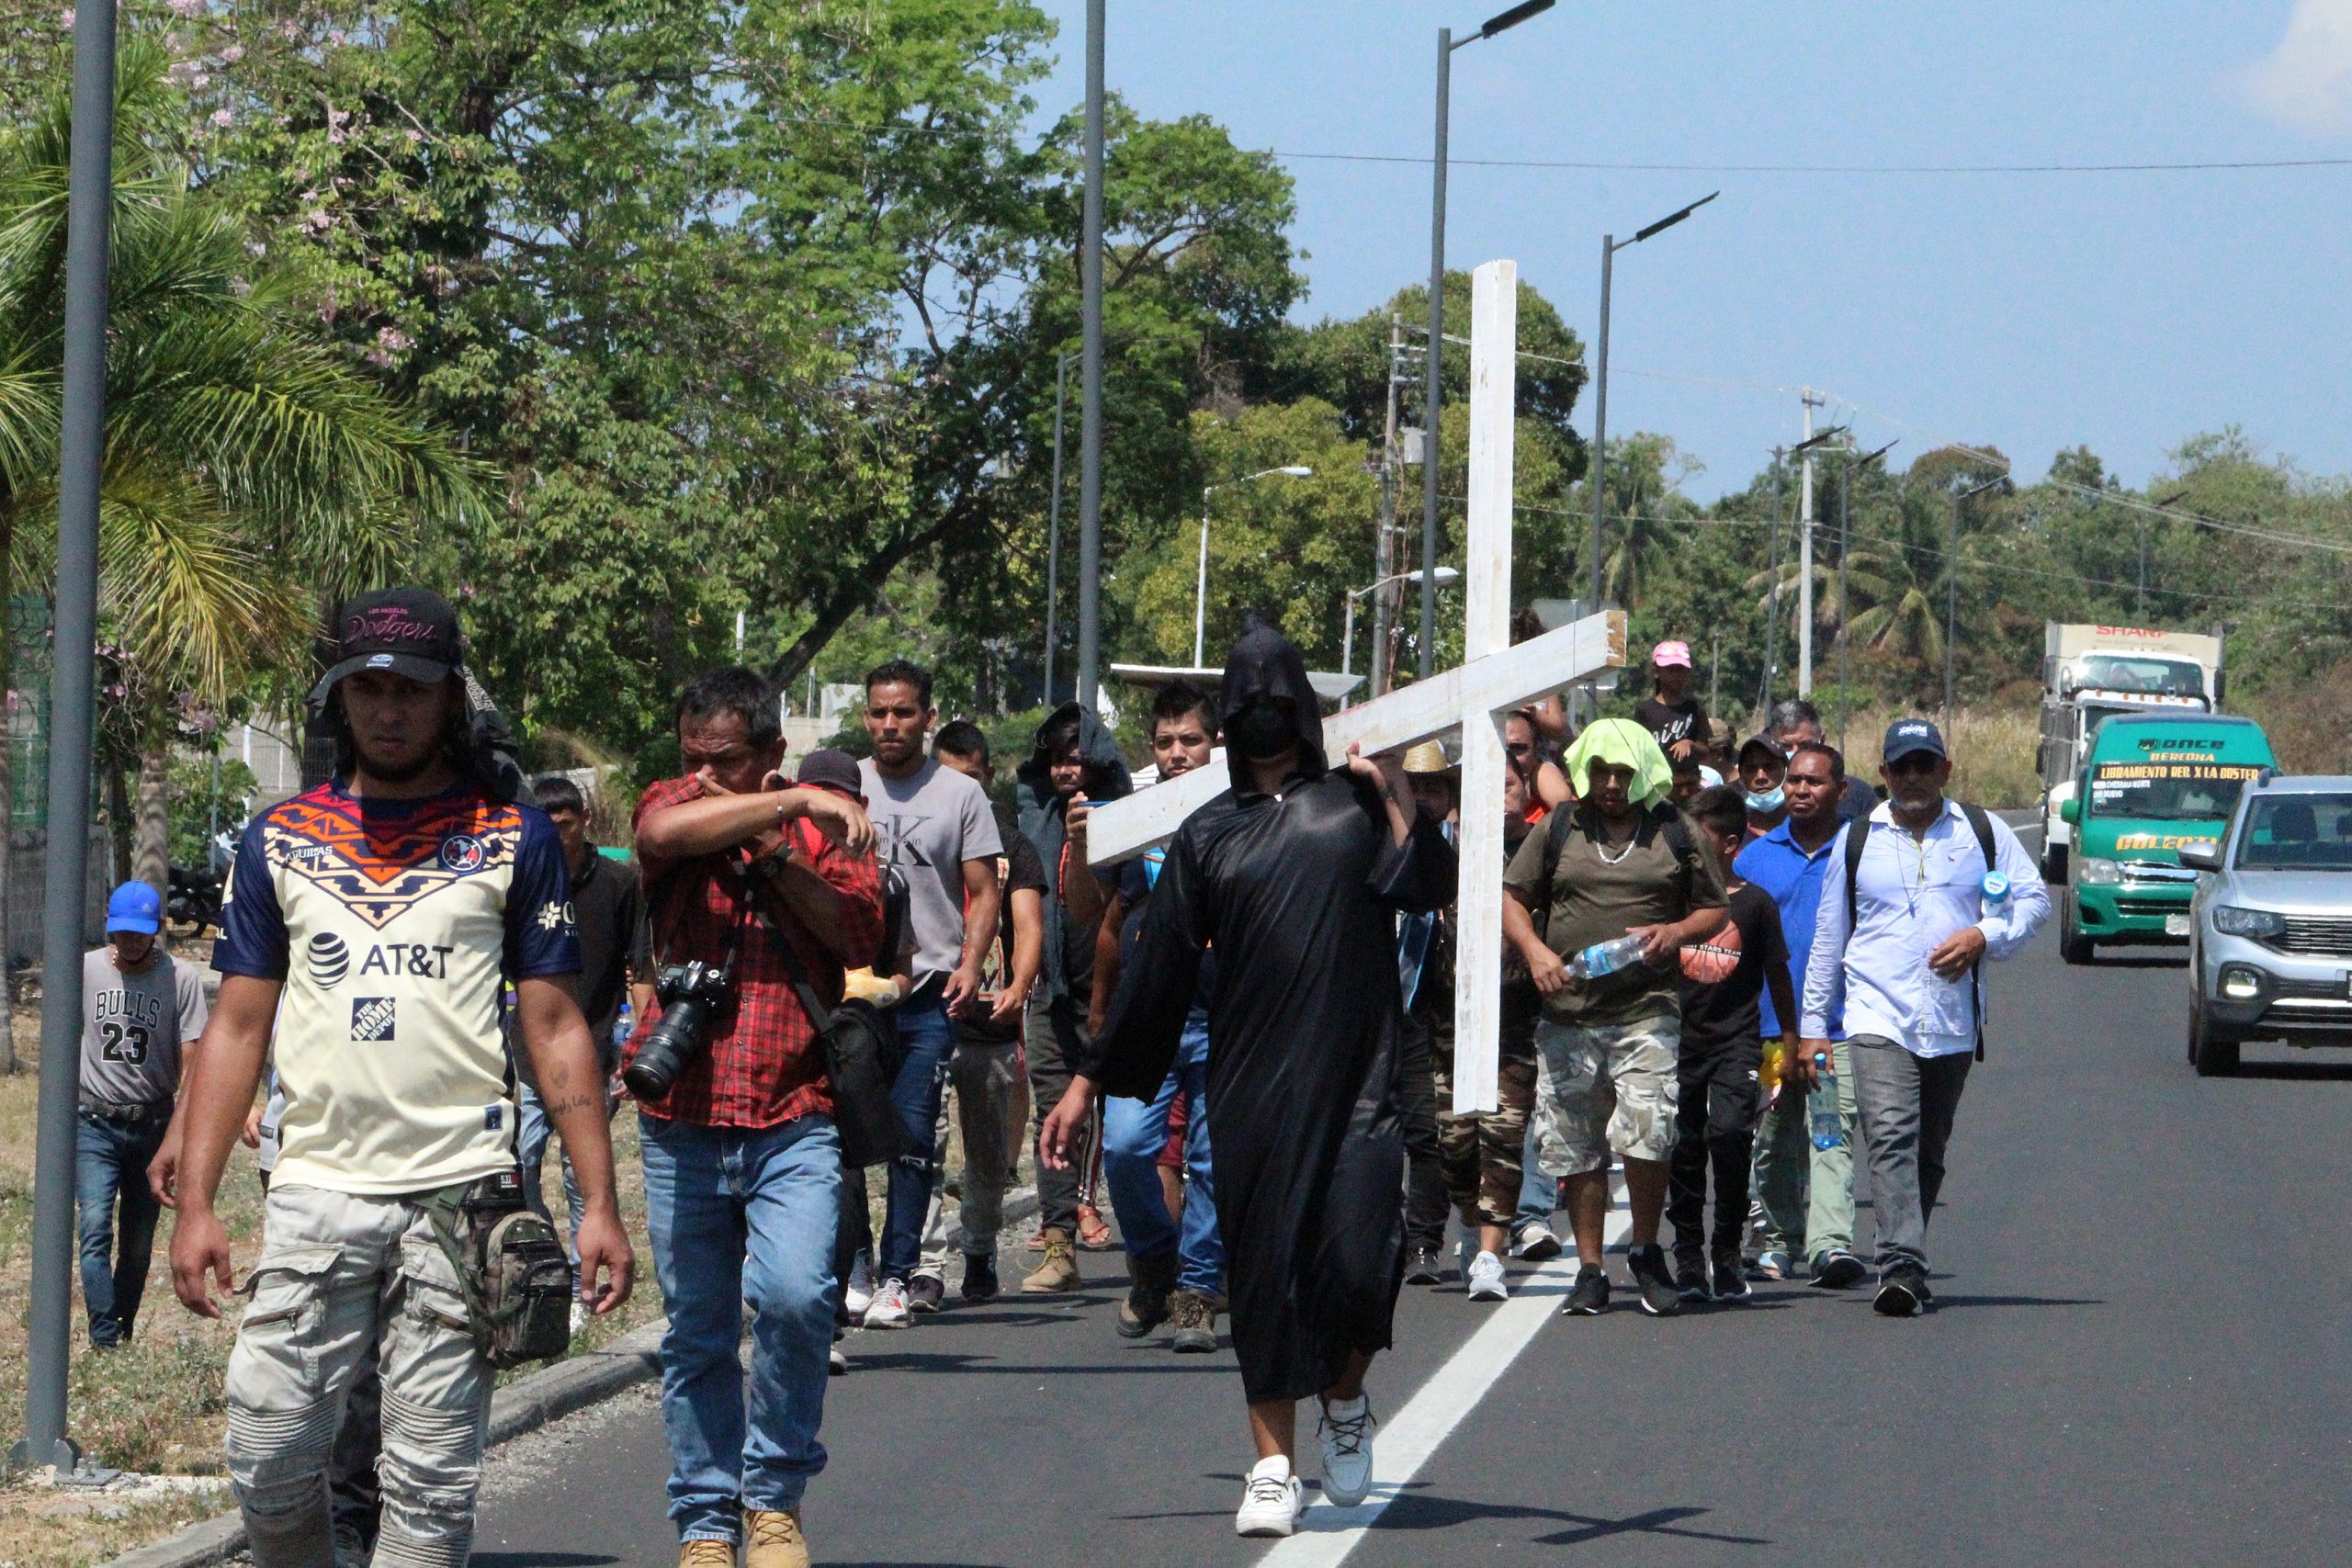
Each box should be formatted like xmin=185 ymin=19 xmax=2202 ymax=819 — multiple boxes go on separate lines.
xmin=1885 ymin=752 xmax=1942 ymax=777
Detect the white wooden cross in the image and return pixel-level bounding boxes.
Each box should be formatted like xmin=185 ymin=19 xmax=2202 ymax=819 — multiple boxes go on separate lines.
xmin=1086 ymin=259 xmax=1625 ymax=1113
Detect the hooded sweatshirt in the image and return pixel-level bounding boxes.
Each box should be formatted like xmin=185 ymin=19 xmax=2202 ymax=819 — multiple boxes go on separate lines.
xmin=1014 ymin=700 xmax=1133 ymax=1004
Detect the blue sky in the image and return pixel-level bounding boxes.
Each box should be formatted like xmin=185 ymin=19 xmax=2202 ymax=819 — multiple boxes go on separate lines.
xmin=1028 ymin=1 xmax=2352 ymax=502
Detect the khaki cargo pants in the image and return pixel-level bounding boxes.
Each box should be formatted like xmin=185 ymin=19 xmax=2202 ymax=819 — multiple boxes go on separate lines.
xmin=226 ymin=1184 xmax=492 ymax=1568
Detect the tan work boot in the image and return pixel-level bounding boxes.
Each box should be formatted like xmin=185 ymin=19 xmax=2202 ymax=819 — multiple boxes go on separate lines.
xmin=679 ymin=1540 xmax=736 ymax=1567
xmin=744 ymin=1508 xmax=810 ymax=1568
xmin=1021 ymin=1225 xmax=1080 ymax=1293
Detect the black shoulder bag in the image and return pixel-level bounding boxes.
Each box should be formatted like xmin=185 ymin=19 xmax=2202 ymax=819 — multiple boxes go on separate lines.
xmin=745 ymin=864 xmax=909 ymax=1169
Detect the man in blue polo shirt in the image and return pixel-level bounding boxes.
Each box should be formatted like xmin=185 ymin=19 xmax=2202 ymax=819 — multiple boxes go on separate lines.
xmin=1733 ymin=739 xmax=1865 ymax=1288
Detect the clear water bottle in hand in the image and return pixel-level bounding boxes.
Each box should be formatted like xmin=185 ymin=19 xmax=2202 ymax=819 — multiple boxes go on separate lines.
xmin=1566 ymin=933 xmax=1649 ymax=982
xmin=1808 ymin=1050 xmax=1844 ymax=1152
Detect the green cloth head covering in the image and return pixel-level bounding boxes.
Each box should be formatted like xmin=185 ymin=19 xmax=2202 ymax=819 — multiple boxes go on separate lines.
xmin=1564 ymin=716 xmax=1675 ymax=807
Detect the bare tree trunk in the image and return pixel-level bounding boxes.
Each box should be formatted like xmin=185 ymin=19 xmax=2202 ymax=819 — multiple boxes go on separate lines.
xmin=0 ymin=511 xmax=15 ymax=1074
xmin=133 ymin=741 xmax=170 ymax=898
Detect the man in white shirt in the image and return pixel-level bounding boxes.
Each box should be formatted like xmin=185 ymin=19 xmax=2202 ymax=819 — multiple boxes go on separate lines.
xmin=1800 ymin=719 xmax=2049 ymax=1316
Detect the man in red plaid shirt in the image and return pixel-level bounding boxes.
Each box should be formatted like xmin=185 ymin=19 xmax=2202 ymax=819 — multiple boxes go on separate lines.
xmin=626 ymin=667 xmax=882 ymax=1568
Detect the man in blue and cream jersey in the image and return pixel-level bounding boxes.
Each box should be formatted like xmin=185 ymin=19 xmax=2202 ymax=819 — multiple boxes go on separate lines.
xmin=168 ymin=587 xmax=634 ymax=1568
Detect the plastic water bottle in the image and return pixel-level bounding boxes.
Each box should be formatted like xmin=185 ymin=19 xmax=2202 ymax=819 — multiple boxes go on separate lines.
xmin=612 ymin=999 xmax=634 ymax=1051
xmin=1808 ymin=1051 xmax=1845 ymax=1152
xmin=1566 ymin=933 xmax=1648 ymax=982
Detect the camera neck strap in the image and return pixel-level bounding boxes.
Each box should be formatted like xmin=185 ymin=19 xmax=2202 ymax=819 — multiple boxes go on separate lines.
xmin=725 ymin=852 xmax=836 ymax=1045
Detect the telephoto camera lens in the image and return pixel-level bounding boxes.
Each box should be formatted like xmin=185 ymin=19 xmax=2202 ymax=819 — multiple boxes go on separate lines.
xmin=621 ymin=960 xmax=729 ymax=1100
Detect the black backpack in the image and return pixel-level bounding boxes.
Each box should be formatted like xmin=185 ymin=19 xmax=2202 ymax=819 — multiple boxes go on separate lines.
xmin=1843 ymin=803 xmax=1999 ymax=1062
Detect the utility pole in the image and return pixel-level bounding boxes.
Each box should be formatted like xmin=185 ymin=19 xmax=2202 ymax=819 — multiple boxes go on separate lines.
xmin=1419 ymin=27 xmax=1452 ymax=682
xmin=1374 ymin=316 xmax=1404 ymax=697
xmin=1589 ymin=231 xmax=1613 ymax=612
xmin=1043 ymin=351 xmax=1071 ymax=705
xmin=1945 ymin=474 xmax=2004 ymax=719
xmin=15 ymin=0 xmax=116 ymax=1475
xmin=1075 ymin=0 xmax=1105 ymax=710
xmin=1758 ymin=448 xmax=1786 ymax=719
xmin=1797 ymin=388 xmax=1824 ymax=694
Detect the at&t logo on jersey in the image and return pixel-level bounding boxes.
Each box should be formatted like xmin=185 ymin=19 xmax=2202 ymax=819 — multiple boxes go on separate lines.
xmin=439 ymin=833 xmax=487 ymax=873
xmin=307 ymin=932 xmax=350 ymax=987
xmin=350 ymin=997 xmax=397 ymax=1041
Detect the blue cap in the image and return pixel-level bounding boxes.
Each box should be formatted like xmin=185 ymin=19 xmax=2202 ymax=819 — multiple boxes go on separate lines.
xmin=1883 ymin=717 xmax=1948 ymax=765
xmin=106 ymin=881 xmax=163 ymax=936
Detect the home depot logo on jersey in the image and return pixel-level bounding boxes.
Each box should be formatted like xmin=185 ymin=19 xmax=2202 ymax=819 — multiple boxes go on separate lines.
xmin=350 ymin=996 xmax=397 ymax=1041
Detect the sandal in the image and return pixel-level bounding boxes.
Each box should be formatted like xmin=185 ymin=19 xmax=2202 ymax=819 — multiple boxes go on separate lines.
xmin=1076 ymin=1202 xmax=1114 ymax=1251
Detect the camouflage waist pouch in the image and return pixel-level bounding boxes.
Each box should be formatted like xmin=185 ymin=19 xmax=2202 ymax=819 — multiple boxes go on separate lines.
xmin=418 ymin=1171 xmax=573 ymax=1369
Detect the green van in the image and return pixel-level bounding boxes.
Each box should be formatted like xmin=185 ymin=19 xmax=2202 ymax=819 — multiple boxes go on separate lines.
xmin=2056 ymin=713 xmax=2275 ymax=963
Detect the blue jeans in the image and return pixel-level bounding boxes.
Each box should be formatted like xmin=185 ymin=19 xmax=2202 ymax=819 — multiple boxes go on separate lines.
xmin=1515 ymin=1115 xmax=1564 ymax=1235
xmin=639 ymin=1111 xmax=842 ymax=1542
xmin=1102 ymin=1016 xmax=1222 ymax=1296
xmin=75 ymin=1109 xmax=168 ymax=1346
xmin=881 ymin=993 xmax=956 ymax=1281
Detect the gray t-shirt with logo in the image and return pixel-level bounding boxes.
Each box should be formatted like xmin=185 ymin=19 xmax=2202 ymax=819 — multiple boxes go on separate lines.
xmin=860 ymin=756 xmax=1002 ymax=985
xmin=79 ymin=947 xmax=209 ymax=1107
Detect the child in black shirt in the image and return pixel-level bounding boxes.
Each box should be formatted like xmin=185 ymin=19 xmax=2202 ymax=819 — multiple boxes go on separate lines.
xmin=1669 ymin=786 xmax=1798 ymax=1302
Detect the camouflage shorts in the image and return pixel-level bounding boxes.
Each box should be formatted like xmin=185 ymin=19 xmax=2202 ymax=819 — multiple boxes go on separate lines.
xmin=1532 ymin=1015 xmax=1681 ymax=1176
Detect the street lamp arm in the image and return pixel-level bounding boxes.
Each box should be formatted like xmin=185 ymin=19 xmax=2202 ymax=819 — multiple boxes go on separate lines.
xmin=1475 ymin=0 xmax=1555 ymax=40
xmin=1630 ymin=189 xmax=1720 ymax=243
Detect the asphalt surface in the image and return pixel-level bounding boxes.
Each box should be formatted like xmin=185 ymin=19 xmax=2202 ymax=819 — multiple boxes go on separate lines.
xmin=468 ymin=869 xmax=2352 ymax=1567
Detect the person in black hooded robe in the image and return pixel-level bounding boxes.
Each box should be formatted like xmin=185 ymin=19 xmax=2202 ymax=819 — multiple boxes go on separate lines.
xmin=1040 ymin=616 xmax=1455 ymax=1538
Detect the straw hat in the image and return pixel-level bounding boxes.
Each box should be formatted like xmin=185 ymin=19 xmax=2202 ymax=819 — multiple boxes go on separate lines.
xmin=1401 ymin=739 xmax=1458 ymax=775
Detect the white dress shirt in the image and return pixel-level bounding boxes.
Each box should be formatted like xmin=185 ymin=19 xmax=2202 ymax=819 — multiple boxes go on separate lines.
xmin=1801 ymin=797 xmax=2051 ymax=1057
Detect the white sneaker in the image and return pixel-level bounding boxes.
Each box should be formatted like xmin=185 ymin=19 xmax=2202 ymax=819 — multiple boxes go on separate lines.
xmin=844 ymin=1251 xmax=876 ymax=1322
xmin=1235 ymin=1457 xmax=1302 ymax=1538
xmin=864 ymin=1276 xmax=910 ymax=1329
xmin=1317 ymin=1393 xmax=1376 ymax=1508
xmin=1511 ymin=1221 xmax=1563 ymax=1261
xmin=1465 ymin=1250 xmax=1509 ymax=1302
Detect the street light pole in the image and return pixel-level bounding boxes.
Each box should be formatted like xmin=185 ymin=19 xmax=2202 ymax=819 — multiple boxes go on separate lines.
xmin=1945 ymin=474 xmax=2005 ymax=719
xmin=1194 ymin=467 xmax=1314 ymax=668
xmin=1043 ymin=350 xmax=1074 ymax=705
xmin=14 ymin=0 xmax=117 ymax=1475
xmin=1589 ymin=190 xmax=1715 ymax=613
xmin=1421 ymin=1 xmax=1555 ymax=681
xmin=1076 ymin=0 xmax=1105 ymax=711
xmin=1346 ymin=566 xmax=1461 ymax=690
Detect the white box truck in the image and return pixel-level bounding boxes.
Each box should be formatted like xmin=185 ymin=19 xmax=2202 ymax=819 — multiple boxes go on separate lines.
xmin=2038 ymin=622 xmax=2224 ymax=880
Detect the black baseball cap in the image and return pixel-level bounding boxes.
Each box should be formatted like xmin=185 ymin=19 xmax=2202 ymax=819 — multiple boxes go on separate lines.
xmin=313 ymin=587 xmax=462 ymax=700
xmin=1883 ymin=717 xmax=1948 ymax=765
xmin=1737 ymin=734 xmax=1786 ymax=770
xmin=796 ymin=749 xmax=864 ymax=799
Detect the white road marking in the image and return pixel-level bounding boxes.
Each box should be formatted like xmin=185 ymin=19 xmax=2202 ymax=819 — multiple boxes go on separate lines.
xmin=1258 ymin=1179 xmax=1634 ymax=1565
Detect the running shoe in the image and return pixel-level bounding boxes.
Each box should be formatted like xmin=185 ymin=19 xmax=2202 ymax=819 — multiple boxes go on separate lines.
xmin=907 ymin=1274 xmax=945 ymax=1314
xmin=1235 ymin=1459 xmax=1302 ymax=1538
xmin=1564 ymin=1263 xmax=1611 ymax=1315
xmin=1872 ymin=1266 xmax=1928 ymax=1317
xmin=1465 ymin=1250 xmax=1509 ymax=1302
xmin=1317 ymin=1394 xmax=1377 ymax=1508
xmin=1402 ymin=1246 xmax=1443 ymax=1286
xmin=1511 ymin=1221 xmax=1564 ymax=1262
xmin=1625 ymin=1244 xmax=1683 ymax=1317
xmin=1711 ymin=1244 xmax=1752 ymax=1303
xmin=1747 ymin=1248 xmax=1795 ymax=1282
xmin=1810 ymin=1250 xmax=1868 ymax=1290
xmin=828 ymin=1346 xmax=847 ymax=1377
xmin=1673 ymin=1248 xmax=1713 ymax=1303
xmin=864 ymin=1277 xmax=911 ymax=1329
xmin=843 ymin=1250 xmax=876 ymax=1322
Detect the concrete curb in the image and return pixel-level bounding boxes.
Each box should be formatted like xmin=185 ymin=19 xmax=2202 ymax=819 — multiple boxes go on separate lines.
xmin=101 ymin=1184 xmax=1044 ymax=1568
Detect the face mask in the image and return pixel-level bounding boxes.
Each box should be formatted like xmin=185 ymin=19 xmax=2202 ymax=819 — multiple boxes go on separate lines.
xmin=1227 ymin=698 xmax=1295 ymax=761
xmin=1745 ymin=785 xmax=1787 ymax=815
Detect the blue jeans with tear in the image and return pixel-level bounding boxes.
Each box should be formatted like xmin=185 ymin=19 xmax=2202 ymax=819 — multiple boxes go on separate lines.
xmin=880 ymin=992 xmax=956 ymax=1281
xmin=1102 ymin=1015 xmax=1222 ymax=1296
xmin=639 ymin=1110 xmax=842 ymax=1543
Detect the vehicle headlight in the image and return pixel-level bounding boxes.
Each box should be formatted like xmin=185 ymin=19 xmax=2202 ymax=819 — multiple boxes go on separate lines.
xmin=2219 ymin=964 xmax=2266 ymax=1001
xmin=2211 ymin=906 xmax=2287 ymax=940
xmin=2077 ymin=857 xmax=2122 ymax=886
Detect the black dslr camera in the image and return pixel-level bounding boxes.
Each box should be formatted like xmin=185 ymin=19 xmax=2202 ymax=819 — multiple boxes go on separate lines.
xmin=620 ymin=957 xmax=733 ymax=1100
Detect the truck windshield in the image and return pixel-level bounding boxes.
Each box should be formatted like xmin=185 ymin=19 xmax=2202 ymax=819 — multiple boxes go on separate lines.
xmin=2072 ymin=655 xmax=2204 ymax=698
xmin=2089 ymin=761 xmax=2263 ymax=822
xmin=2238 ymin=794 xmax=2352 ymax=871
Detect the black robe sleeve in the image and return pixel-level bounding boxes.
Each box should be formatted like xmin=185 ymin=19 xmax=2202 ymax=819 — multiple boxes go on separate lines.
xmin=1365 ymin=786 xmax=1458 ymax=916
xmin=1080 ymin=825 xmax=1210 ymax=1100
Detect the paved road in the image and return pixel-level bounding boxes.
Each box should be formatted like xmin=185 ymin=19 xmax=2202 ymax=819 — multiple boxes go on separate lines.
xmin=468 ymin=903 xmax=2352 ymax=1567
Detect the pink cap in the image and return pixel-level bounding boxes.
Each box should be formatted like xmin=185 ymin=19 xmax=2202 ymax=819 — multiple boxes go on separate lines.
xmin=1652 ymin=639 xmax=1694 ymax=669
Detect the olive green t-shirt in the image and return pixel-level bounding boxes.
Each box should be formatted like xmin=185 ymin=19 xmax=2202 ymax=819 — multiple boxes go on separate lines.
xmin=1503 ymin=805 xmax=1727 ymax=1027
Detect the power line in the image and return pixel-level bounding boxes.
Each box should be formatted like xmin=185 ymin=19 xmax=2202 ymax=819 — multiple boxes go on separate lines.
xmin=1274 ymin=150 xmax=2352 ymax=176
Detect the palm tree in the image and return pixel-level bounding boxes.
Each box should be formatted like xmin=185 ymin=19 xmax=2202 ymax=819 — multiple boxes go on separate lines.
xmin=0 ymin=37 xmax=481 ymax=1023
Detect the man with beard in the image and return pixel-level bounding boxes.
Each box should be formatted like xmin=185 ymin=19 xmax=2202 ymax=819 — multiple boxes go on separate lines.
xmin=1040 ymin=618 xmax=1454 ymax=1539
